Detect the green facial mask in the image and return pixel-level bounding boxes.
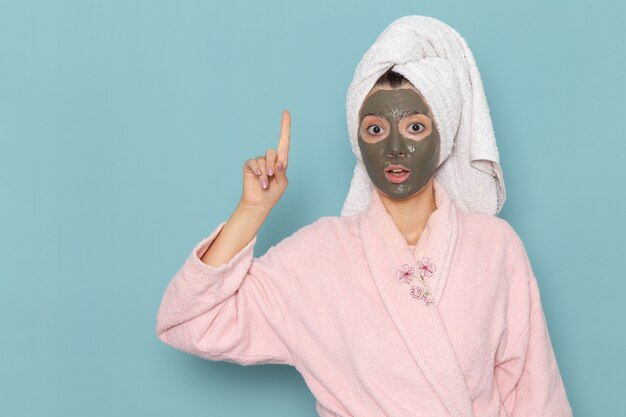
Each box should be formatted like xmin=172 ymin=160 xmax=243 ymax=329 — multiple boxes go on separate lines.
xmin=358 ymin=88 xmax=441 ymax=200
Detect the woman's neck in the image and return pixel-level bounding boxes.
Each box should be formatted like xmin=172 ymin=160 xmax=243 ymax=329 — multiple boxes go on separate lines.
xmin=377 ymin=178 xmax=437 ymax=246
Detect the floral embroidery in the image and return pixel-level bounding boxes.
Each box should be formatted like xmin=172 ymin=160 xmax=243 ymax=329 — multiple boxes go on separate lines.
xmin=396 ymin=257 xmax=436 ymax=307
xmin=396 ymin=264 xmax=415 ymax=283
xmin=410 ymin=285 xmax=433 ymax=306
xmin=417 ymin=257 xmax=436 ymax=277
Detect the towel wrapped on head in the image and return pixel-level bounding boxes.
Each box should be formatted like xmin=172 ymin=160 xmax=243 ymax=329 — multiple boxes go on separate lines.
xmin=341 ymin=15 xmax=506 ymax=217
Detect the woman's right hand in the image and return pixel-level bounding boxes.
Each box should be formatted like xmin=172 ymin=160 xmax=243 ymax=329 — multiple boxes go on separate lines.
xmin=240 ymin=110 xmax=291 ymax=212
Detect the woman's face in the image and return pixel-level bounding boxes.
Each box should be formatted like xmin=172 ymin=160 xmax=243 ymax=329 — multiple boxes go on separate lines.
xmin=358 ymin=84 xmax=440 ymax=200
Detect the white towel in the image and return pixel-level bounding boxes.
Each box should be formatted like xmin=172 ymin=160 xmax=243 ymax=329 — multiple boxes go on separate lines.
xmin=341 ymin=15 xmax=506 ymax=217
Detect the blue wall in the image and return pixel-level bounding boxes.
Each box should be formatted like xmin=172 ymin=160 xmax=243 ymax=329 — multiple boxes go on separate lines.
xmin=1 ymin=1 xmax=623 ymax=415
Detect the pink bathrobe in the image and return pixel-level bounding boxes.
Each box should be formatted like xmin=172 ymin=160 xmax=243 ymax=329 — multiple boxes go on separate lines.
xmin=156 ymin=178 xmax=573 ymax=417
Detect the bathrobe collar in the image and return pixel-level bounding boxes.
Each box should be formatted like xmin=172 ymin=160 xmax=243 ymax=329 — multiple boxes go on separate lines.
xmin=359 ymin=178 xmax=474 ymax=417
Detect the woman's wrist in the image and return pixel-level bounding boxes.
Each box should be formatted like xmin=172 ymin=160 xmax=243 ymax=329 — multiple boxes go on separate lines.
xmin=232 ymin=201 xmax=271 ymax=235
xmin=236 ymin=201 xmax=273 ymax=218
xmin=199 ymin=202 xmax=270 ymax=267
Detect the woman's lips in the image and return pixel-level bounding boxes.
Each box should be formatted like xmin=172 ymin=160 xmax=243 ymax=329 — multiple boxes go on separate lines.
xmin=384 ymin=164 xmax=411 ymax=184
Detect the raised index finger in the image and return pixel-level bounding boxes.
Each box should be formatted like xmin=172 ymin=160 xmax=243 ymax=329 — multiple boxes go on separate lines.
xmin=277 ymin=110 xmax=291 ymax=167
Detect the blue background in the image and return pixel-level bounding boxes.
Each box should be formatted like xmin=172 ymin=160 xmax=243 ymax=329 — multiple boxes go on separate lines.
xmin=1 ymin=0 xmax=624 ymax=415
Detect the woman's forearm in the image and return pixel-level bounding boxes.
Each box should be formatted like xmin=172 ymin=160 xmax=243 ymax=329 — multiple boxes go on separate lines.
xmin=200 ymin=203 xmax=271 ymax=267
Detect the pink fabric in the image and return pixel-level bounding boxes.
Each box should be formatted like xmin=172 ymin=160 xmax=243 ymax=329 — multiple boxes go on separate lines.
xmin=156 ymin=178 xmax=573 ymax=417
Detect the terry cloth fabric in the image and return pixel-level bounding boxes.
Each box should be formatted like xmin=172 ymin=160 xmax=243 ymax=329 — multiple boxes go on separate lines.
xmin=341 ymin=15 xmax=507 ymax=217
xmin=156 ymin=178 xmax=572 ymax=417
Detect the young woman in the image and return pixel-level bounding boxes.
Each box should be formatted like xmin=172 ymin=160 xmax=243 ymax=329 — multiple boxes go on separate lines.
xmin=156 ymin=16 xmax=573 ymax=417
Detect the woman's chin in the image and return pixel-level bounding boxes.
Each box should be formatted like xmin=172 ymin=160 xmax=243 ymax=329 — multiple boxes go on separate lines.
xmin=376 ymin=187 xmax=419 ymax=201
xmin=375 ymin=179 xmax=433 ymax=202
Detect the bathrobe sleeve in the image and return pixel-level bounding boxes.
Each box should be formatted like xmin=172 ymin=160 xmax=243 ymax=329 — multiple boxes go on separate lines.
xmin=155 ymin=220 xmax=300 ymax=367
xmin=494 ymin=226 xmax=573 ymax=417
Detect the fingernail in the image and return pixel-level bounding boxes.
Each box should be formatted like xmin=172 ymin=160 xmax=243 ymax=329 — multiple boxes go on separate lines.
xmin=255 ymin=168 xmax=261 ymax=175
xmin=268 ymin=167 xmax=273 ymax=176
xmin=277 ymin=161 xmax=283 ymax=172
xmin=262 ymin=178 xmax=268 ymax=189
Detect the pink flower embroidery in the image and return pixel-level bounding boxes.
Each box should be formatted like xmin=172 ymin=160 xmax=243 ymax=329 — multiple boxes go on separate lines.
xmin=395 ymin=258 xmax=436 ymax=307
xmin=396 ymin=264 xmax=415 ymax=284
xmin=417 ymin=257 xmax=436 ymax=278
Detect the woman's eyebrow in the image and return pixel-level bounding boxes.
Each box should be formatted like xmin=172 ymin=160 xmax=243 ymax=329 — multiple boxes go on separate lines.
xmin=401 ymin=110 xmax=426 ymax=117
xmin=363 ymin=110 xmax=426 ymax=119
xmin=362 ymin=111 xmax=386 ymax=119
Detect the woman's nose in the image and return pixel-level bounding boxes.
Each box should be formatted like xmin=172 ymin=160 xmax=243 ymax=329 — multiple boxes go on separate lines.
xmin=385 ymin=129 xmax=408 ymax=158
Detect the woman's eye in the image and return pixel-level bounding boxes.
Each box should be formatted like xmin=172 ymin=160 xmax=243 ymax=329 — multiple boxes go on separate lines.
xmin=367 ymin=125 xmax=385 ymax=135
xmin=409 ymin=123 xmax=425 ymax=133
